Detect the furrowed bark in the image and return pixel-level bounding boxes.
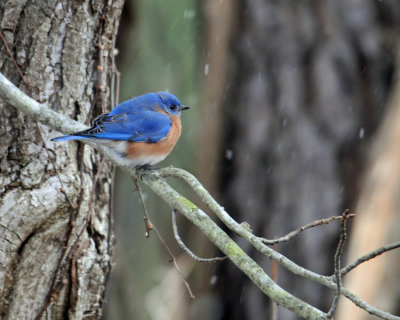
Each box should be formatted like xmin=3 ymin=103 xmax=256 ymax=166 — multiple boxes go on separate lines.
xmin=0 ymin=0 xmax=123 ymax=318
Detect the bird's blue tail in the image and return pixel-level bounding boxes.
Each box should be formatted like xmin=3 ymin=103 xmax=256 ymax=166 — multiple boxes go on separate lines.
xmin=51 ymin=135 xmax=89 ymax=142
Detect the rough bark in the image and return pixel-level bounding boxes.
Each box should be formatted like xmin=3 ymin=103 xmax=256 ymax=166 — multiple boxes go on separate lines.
xmin=0 ymin=0 xmax=123 ymax=318
xmin=208 ymin=1 xmax=399 ymax=319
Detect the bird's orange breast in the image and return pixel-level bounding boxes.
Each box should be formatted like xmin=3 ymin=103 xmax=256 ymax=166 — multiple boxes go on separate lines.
xmin=125 ymin=114 xmax=182 ymax=159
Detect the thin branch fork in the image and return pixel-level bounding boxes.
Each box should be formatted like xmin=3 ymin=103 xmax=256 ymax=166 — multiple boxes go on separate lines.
xmin=132 ymin=177 xmax=154 ymax=237
xmin=172 ymin=209 xmax=227 ymax=263
xmin=340 ymin=241 xmax=400 ymax=277
xmin=132 ymin=177 xmax=195 ymax=298
xmin=260 ymin=213 xmax=356 ymax=245
xmin=1 ymin=71 xmax=399 ymax=320
xmin=327 ymin=209 xmax=351 ymax=318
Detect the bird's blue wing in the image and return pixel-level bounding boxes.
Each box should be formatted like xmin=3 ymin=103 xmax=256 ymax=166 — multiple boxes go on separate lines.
xmin=108 ymin=93 xmax=161 ymax=116
xmin=52 ymin=110 xmax=171 ymax=142
xmin=97 ymin=110 xmax=171 ymax=142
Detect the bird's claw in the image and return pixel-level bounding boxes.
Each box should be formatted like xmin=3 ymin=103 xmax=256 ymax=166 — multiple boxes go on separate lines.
xmin=136 ymin=164 xmax=159 ymax=180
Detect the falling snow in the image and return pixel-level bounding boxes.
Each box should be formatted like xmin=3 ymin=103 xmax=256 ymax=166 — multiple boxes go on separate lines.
xmin=359 ymin=127 xmax=365 ymax=139
xmin=210 ymin=275 xmax=218 ymax=285
xmin=184 ymin=9 xmax=195 ymax=19
xmin=204 ymin=63 xmax=210 ymax=75
xmin=225 ymin=149 xmax=233 ymax=160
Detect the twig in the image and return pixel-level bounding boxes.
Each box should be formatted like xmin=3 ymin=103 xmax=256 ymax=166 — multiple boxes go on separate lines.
xmin=150 ymin=222 xmax=195 ymax=300
xmin=111 ymin=47 xmax=120 ymax=107
xmin=132 ymin=180 xmax=195 ymax=298
xmin=158 ymin=167 xmax=249 ymax=237
xmin=260 ymin=214 xmax=356 ymax=245
xmin=340 ymin=241 xmax=400 ymax=277
xmin=95 ymin=19 xmax=107 ymax=114
xmin=114 ymin=67 xmax=120 ymax=106
xmin=172 ymin=209 xmax=226 ymax=263
xmin=270 ymin=244 xmax=279 ymax=320
xmin=0 ymin=31 xmax=30 ymax=94
xmin=340 ymin=287 xmax=400 ymax=320
xmin=327 ymin=209 xmax=351 ymax=318
xmin=85 ymin=88 xmax=102 ymax=125
xmin=132 ymin=177 xmax=153 ymax=237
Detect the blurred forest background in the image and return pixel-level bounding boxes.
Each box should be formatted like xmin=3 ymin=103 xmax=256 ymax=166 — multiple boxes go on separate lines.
xmin=105 ymin=1 xmax=400 ymax=320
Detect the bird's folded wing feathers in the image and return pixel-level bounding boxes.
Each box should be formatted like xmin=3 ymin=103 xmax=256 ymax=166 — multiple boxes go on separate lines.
xmin=53 ymin=110 xmax=172 ymax=142
xmin=100 ymin=110 xmax=172 ymax=142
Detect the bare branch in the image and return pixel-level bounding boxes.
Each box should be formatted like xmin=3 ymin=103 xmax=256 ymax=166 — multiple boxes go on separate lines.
xmin=157 ymin=168 xmax=400 ymax=320
xmin=140 ymin=171 xmax=327 ymax=319
xmin=131 ymin=179 xmax=194 ymax=298
xmin=260 ymin=213 xmax=355 ymax=245
xmin=0 ymin=72 xmax=87 ymax=134
xmin=270 ymin=245 xmax=279 ymax=320
xmin=341 ymin=241 xmax=400 ymax=276
xmin=327 ymin=210 xmax=351 ymax=318
xmin=132 ymin=177 xmax=153 ymax=237
xmin=340 ymin=287 xmax=400 ymax=320
xmin=172 ymin=209 xmax=227 ymax=263
xmin=148 ymin=219 xmax=195 ymax=300
xmin=158 ymin=167 xmax=252 ymax=237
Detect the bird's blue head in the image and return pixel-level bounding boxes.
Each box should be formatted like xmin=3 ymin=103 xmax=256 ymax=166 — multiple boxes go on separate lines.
xmin=157 ymin=92 xmax=190 ymax=116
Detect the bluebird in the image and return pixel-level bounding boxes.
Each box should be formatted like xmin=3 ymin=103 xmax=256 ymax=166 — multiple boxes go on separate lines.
xmin=52 ymin=92 xmax=189 ymax=167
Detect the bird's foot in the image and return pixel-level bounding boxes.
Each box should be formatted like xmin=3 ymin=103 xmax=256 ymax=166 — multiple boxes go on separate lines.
xmin=135 ymin=164 xmax=159 ymax=180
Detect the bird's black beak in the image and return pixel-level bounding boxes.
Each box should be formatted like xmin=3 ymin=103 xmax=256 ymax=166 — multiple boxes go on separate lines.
xmin=180 ymin=105 xmax=190 ymax=111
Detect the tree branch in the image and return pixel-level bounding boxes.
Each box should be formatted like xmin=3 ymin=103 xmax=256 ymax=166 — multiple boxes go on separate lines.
xmin=1 ymin=71 xmax=399 ymax=320
xmin=0 ymin=73 xmax=85 ymax=134
xmin=172 ymin=209 xmax=227 ymax=263
xmin=260 ymin=214 xmax=355 ymax=245
xmin=327 ymin=210 xmax=351 ymax=318
xmin=340 ymin=241 xmax=400 ymax=276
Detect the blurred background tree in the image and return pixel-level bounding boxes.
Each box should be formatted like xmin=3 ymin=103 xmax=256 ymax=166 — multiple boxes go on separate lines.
xmin=105 ymin=1 xmax=400 ymax=319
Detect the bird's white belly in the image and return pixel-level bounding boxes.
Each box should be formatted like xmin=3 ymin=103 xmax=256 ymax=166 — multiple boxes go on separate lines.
xmin=95 ymin=140 xmax=167 ymax=167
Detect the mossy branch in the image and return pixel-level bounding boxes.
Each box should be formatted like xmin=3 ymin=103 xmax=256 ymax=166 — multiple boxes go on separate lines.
xmin=1 ymin=71 xmax=398 ymax=320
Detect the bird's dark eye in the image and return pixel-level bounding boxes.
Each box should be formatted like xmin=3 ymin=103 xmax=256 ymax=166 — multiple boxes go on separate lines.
xmin=170 ymin=105 xmax=177 ymax=111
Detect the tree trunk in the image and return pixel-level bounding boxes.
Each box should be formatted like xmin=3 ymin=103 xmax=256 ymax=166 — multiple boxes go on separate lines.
xmin=0 ymin=0 xmax=123 ymax=318
xmin=204 ymin=1 xmax=399 ymax=319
